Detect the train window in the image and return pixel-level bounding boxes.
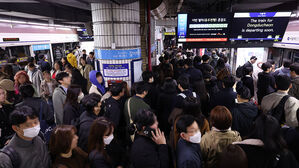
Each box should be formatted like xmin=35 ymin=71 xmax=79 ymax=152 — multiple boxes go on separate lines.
xmin=10 ymin=46 xmax=30 ymax=58
xmin=293 ymin=50 xmax=299 ymax=63
xmin=0 ymin=47 xmax=9 ymax=60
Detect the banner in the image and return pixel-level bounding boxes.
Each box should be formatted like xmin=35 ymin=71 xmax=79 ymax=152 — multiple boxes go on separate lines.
xmin=95 ymin=48 xmax=141 ymax=60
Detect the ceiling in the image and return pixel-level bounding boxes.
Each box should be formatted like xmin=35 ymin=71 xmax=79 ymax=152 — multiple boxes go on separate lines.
xmin=0 ymin=0 xmax=297 ymax=27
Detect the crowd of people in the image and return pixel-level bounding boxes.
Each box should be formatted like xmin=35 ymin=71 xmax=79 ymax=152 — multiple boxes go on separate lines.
xmin=0 ymin=47 xmax=299 ymax=168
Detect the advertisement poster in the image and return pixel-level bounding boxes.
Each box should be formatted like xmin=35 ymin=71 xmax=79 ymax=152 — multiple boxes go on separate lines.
xmin=103 ymin=64 xmax=129 ymax=78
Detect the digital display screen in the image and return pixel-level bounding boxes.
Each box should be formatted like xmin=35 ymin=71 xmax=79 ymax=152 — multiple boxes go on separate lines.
xmin=77 ymin=28 xmax=94 ymax=41
xmin=230 ymin=12 xmax=291 ymax=41
xmin=177 ymin=13 xmax=232 ymax=42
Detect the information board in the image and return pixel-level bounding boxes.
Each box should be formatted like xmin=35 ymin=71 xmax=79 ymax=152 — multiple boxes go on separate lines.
xmin=230 ymin=12 xmax=291 ymax=41
xmin=177 ymin=13 xmax=232 ymax=42
xmin=103 ymin=64 xmax=129 ymax=78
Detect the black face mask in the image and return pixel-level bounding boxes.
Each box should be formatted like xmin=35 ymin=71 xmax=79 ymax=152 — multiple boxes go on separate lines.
xmin=143 ymin=127 xmax=155 ymax=138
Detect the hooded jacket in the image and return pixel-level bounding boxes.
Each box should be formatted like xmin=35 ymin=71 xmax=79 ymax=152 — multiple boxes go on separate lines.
xmin=89 ymin=70 xmax=106 ymax=96
xmin=231 ymin=102 xmax=258 ymax=137
xmin=67 ymin=53 xmax=78 ymax=68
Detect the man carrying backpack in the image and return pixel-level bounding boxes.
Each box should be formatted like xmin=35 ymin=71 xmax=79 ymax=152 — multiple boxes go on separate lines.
xmin=236 ymin=56 xmax=257 ymax=78
xmin=261 ymin=75 xmax=299 ymax=127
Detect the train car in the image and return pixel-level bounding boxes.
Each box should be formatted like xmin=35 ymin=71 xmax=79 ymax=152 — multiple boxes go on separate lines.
xmin=0 ymin=20 xmax=79 ymax=67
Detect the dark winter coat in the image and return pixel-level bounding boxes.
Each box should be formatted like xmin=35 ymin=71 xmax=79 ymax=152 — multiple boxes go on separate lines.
xmin=184 ymin=67 xmax=203 ymax=84
xmin=210 ymin=88 xmax=237 ymax=110
xmin=144 ymin=83 xmax=159 ymax=110
xmin=157 ymin=86 xmax=177 ymax=135
xmin=71 ymin=68 xmax=88 ymax=95
xmin=63 ymin=102 xmax=82 ymax=125
xmin=231 ymin=102 xmax=258 ymax=137
xmin=131 ymin=134 xmax=169 ymax=168
xmin=89 ymin=150 xmax=111 ymax=168
xmin=16 ymin=97 xmax=54 ymax=125
xmin=103 ymin=97 xmax=122 ymax=127
xmin=282 ymin=127 xmax=299 ymax=162
xmin=0 ymin=104 xmax=14 ymax=148
xmin=237 ymin=140 xmax=299 ymax=168
xmin=78 ymin=111 xmax=98 ymax=152
xmin=241 ymin=75 xmax=254 ymax=98
xmin=257 ymin=72 xmax=275 ymax=105
xmin=177 ymin=138 xmax=202 ymax=168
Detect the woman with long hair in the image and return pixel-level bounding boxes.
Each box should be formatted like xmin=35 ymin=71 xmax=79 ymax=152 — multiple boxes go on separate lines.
xmin=49 ymin=125 xmax=89 ymax=168
xmin=63 ymin=84 xmax=84 ymax=125
xmin=234 ymin=114 xmax=299 ymax=168
xmin=14 ymin=70 xmax=31 ymax=95
xmin=0 ymin=86 xmax=14 ymax=148
xmin=51 ymin=60 xmax=63 ymax=79
xmin=88 ymin=117 xmax=114 ymax=168
xmin=79 ymin=57 xmax=93 ymax=91
xmin=130 ymin=109 xmax=169 ymax=168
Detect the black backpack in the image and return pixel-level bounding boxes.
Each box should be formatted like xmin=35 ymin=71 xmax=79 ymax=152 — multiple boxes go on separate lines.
xmin=0 ymin=145 xmax=20 ymax=168
xmin=236 ymin=65 xmax=244 ymax=78
xmin=267 ymin=95 xmax=290 ymax=125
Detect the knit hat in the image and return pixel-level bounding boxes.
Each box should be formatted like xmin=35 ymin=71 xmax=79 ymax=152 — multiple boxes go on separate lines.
xmin=0 ymin=79 xmax=15 ymax=91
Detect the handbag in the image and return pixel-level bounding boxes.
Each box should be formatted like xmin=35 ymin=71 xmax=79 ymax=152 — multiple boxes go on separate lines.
xmin=39 ymin=102 xmax=56 ymax=143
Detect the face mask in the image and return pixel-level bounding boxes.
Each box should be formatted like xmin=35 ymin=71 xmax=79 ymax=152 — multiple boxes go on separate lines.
xmin=189 ymin=131 xmax=201 ymax=143
xmin=23 ymin=124 xmax=40 ymax=138
xmin=104 ymin=134 xmax=114 ymax=145
xmin=78 ymin=93 xmax=84 ymax=102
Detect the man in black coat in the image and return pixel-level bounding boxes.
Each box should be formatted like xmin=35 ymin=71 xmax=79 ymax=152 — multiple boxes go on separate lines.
xmin=241 ymin=66 xmax=254 ymax=99
xmin=243 ymin=56 xmax=257 ymax=73
xmin=198 ymin=55 xmax=216 ymax=77
xmin=183 ymin=59 xmax=203 ymax=85
xmin=210 ymin=75 xmax=237 ymax=110
xmin=142 ymin=71 xmax=159 ymax=111
xmin=103 ymin=83 xmax=124 ymax=127
xmin=176 ymin=115 xmax=202 ymax=168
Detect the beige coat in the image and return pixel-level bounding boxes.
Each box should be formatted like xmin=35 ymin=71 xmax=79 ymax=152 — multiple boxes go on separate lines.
xmin=200 ymin=129 xmax=241 ymax=168
xmin=79 ymin=64 xmax=93 ymax=91
xmin=261 ymin=91 xmax=299 ymax=127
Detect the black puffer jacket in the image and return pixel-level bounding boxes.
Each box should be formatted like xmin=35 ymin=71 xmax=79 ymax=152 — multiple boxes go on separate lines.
xmin=257 ymin=72 xmax=275 ymax=104
xmin=78 ymin=111 xmax=98 ymax=152
xmin=0 ymin=104 xmax=14 ymax=148
xmin=231 ymin=102 xmax=258 ymax=137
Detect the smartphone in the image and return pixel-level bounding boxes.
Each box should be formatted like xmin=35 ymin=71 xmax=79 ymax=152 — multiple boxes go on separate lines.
xmin=143 ymin=127 xmax=156 ymax=138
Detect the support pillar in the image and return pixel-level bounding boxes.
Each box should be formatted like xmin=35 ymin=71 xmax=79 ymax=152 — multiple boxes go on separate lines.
xmin=91 ymin=2 xmax=141 ymax=87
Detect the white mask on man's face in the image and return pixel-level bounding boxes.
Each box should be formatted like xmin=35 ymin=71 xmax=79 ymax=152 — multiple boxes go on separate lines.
xmin=189 ymin=131 xmax=201 ymax=143
xmin=23 ymin=124 xmax=40 ymax=138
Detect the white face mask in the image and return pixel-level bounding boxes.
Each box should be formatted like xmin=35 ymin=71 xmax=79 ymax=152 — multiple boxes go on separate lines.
xmin=189 ymin=131 xmax=201 ymax=144
xmin=23 ymin=124 xmax=40 ymax=138
xmin=104 ymin=134 xmax=114 ymax=145
xmin=78 ymin=93 xmax=84 ymax=102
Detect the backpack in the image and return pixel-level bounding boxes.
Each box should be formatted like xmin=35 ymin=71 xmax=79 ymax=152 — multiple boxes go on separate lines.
xmin=0 ymin=146 xmax=20 ymax=168
xmin=236 ymin=65 xmax=244 ymax=78
xmin=267 ymin=95 xmax=290 ymax=125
